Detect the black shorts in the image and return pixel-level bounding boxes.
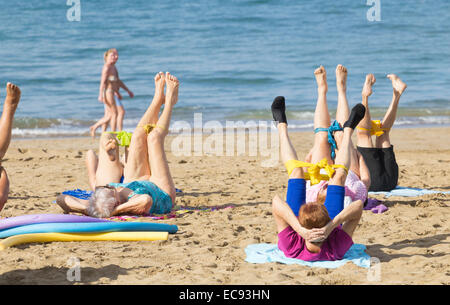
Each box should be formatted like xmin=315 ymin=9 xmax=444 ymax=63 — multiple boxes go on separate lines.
xmin=357 ymin=145 xmax=399 ymax=192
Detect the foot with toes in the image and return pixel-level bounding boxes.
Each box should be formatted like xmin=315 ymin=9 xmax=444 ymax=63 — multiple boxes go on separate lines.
xmin=336 ymin=64 xmax=347 ymax=93
xmin=165 ymin=72 xmax=179 ymax=106
xmin=314 ymin=66 xmax=328 ymax=94
xmin=362 ymin=74 xmax=376 ymax=97
xmin=4 ymin=82 xmax=21 ymax=113
xmin=387 ymin=74 xmax=407 ymax=96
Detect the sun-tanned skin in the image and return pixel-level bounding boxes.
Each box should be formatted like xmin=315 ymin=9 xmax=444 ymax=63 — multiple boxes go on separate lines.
xmin=57 ymin=72 xmax=178 ymax=216
xmin=89 ymin=49 xmax=134 ymax=137
xmin=357 ymin=73 xmax=407 ymax=149
xmin=0 ymin=83 xmax=21 ymax=212
xmin=272 ymin=100 xmax=365 ymax=252
xmin=85 ymin=133 xmax=124 ymax=191
xmin=304 ymin=65 xmax=371 ymax=198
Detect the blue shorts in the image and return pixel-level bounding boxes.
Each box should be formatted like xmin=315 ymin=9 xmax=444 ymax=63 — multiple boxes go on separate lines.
xmin=286 ymin=178 xmax=344 ymax=219
xmin=103 ymin=96 xmax=123 ymax=109
xmin=115 ymin=95 xmax=124 ymax=108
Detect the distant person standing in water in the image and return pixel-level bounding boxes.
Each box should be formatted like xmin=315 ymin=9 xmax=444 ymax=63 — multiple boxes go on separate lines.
xmin=90 ymin=48 xmax=134 ymax=137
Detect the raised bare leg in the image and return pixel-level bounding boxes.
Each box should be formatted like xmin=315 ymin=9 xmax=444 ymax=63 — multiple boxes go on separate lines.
xmin=124 ymin=72 xmax=165 ymax=182
xmin=311 ymin=66 xmax=332 ymax=164
xmin=271 ymin=96 xmax=305 ymax=181
xmin=331 ymin=104 xmax=366 ymax=186
xmin=147 ymin=72 xmax=178 ymax=201
xmin=0 ymin=83 xmax=20 ymax=158
xmin=335 ymin=64 xmax=350 ymax=127
xmin=117 ymin=105 xmax=125 ymax=131
xmin=375 ymin=74 xmax=407 ymax=148
xmin=356 ymin=74 xmax=376 ymax=148
xmin=333 ymin=65 xmax=362 ymax=177
xmin=313 ymin=66 xmax=330 ymax=131
xmin=0 ymin=167 xmax=9 ymax=212
xmin=0 ymin=83 xmax=20 ymax=212
xmin=85 ymin=149 xmax=99 ymax=190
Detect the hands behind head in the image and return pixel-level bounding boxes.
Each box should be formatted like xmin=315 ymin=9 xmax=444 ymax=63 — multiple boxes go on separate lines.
xmin=301 ymin=221 xmax=335 ymax=243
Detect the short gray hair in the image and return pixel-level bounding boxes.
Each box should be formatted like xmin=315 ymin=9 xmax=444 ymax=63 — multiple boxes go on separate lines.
xmin=87 ymin=188 xmax=117 ymax=218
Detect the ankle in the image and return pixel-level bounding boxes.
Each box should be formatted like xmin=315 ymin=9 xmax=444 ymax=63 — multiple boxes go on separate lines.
xmin=317 ymin=87 xmax=327 ymax=95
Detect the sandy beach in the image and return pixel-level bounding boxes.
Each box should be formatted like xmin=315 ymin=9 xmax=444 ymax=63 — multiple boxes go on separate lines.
xmin=0 ymin=126 xmax=448 ymax=285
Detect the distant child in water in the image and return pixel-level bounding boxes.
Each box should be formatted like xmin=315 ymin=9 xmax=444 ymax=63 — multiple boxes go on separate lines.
xmin=90 ymin=48 xmax=134 ymax=137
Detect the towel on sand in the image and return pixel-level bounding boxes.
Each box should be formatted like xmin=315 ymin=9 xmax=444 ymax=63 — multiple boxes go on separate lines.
xmin=368 ymin=186 xmax=450 ymax=198
xmin=245 ymin=243 xmax=371 ymax=268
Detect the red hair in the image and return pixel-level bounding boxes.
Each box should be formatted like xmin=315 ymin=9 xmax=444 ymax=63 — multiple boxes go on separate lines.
xmin=299 ymin=203 xmax=331 ymax=229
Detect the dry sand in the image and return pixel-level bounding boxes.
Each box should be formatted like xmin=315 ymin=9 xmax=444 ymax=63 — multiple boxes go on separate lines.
xmin=0 ymin=127 xmax=448 ymax=285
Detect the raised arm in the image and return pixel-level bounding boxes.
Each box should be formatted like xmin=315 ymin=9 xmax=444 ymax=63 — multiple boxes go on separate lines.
xmin=56 ymin=194 xmax=89 ymax=215
xmin=111 ymin=194 xmax=152 ymax=216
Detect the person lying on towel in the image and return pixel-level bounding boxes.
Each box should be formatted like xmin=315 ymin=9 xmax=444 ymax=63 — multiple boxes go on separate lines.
xmin=271 ymin=96 xmax=365 ymax=261
xmin=356 ymin=72 xmax=407 ymax=192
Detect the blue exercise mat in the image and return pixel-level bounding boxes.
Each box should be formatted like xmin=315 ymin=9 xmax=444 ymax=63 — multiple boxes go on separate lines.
xmin=245 ymin=243 xmax=371 ymax=269
xmin=369 ymin=186 xmax=450 ymax=198
xmin=0 ymin=221 xmax=178 ymax=238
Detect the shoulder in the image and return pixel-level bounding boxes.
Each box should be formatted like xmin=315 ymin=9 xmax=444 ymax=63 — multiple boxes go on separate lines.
xmin=323 ymin=227 xmax=353 ymax=258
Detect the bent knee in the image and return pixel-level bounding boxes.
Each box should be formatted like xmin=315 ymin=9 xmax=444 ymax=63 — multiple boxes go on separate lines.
xmin=331 ymin=169 xmax=347 ymax=186
xmin=289 ymin=167 xmax=304 ymax=179
xmin=314 ymin=131 xmax=329 ymax=144
xmin=147 ymin=128 xmax=166 ymax=144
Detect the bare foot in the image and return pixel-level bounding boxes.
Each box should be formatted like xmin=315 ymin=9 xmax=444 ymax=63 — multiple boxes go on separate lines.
xmin=105 ymin=138 xmax=118 ymax=161
xmin=154 ymin=71 xmax=165 ymax=103
xmin=387 ymin=74 xmax=407 ymax=96
xmin=4 ymin=82 xmax=21 ymax=113
xmin=89 ymin=125 xmax=97 ymax=139
xmin=336 ymin=64 xmax=347 ymax=93
xmin=165 ymin=72 xmax=179 ymax=106
xmin=314 ymin=66 xmax=327 ymax=93
xmin=362 ymin=74 xmax=376 ymax=97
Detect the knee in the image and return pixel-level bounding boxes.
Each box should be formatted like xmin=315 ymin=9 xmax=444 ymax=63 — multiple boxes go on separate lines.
xmin=147 ymin=128 xmax=166 ymax=144
xmin=118 ymin=107 xmax=125 ymax=116
xmin=289 ymin=167 xmax=304 ymax=179
xmin=333 ymin=130 xmax=344 ymax=146
xmin=86 ymin=149 xmax=96 ymax=159
xmin=331 ymin=169 xmax=347 ymax=186
xmin=314 ymin=132 xmax=329 ymax=144
xmin=109 ymin=105 xmax=118 ymax=115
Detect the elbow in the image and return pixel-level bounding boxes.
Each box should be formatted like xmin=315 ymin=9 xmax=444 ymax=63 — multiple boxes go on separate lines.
xmin=272 ymin=195 xmax=281 ymax=215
